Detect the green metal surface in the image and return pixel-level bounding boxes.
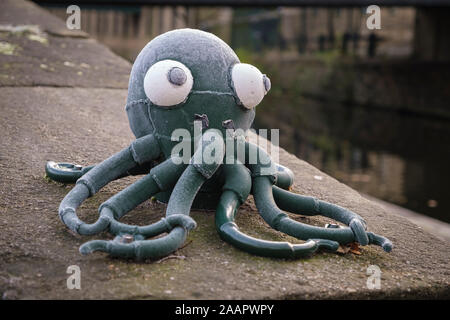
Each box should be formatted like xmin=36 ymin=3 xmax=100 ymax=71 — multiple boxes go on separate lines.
xmin=215 ymin=164 xmax=338 ymax=258
xmin=46 ymin=28 xmax=392 ymax=260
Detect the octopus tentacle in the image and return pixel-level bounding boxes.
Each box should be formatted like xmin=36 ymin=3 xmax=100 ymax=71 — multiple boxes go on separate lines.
xmin=367 ymin=232 xmax=393 ymax=252
xmin=215 ymin=164 xmax=339 ymax=258
xmin=254 ymin=176 xmax=392 ymax=251
xmin=245 ymin=141 xmax=391 ymax=249
xmin=80 ymin=166 xmax=205 ymax=259
xmin=99 ymin=156 xmax=188 ymax=236
xmin=45 ymin=162 xmax=95 ymax=184
xmin=80 ymin=228 xmax=188 ymax=259
xmin=79 ymin=156 xmax=194 ymax=256
xmin=274 ymin=163 xmax=294 ymax=190
xmin=57 ymin=134 xmax=161 ymax=235
xmin=81 ymin=129 xmax=225 ymax=260
xmin=108 ymin=214 xmax=196 ymax=238
xmin=254 ymin=176 xmax=360 ymax=244
xmin=45 ymin=160 xmax=156 ymax=184
xmin=272 ymin=185 xmax=369 ymax=245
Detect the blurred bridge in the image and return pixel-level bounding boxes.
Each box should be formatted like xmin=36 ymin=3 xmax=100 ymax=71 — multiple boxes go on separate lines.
xmin=34 ymin=0 xmax=450 ymax=62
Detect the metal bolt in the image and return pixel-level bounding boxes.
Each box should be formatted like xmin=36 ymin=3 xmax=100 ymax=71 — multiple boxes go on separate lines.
xmin=121 ymin=234 xmax=134 ymax=243
xmin=194 ymin=113 xmax=209 ymax=129
xmin=222 ymin=119 xmax=235 ymax=130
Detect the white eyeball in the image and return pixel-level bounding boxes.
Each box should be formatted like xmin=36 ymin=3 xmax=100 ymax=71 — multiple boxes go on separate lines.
xmin=231 ymin=63 xmax=269 ymax=109
xmin=143 ymin=60 xmax=193 ymax=107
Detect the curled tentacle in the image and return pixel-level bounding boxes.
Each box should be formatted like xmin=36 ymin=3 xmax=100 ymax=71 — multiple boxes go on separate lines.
xmin=272 ymin=186 xmax=369 ymax=245
xmin=58 ymin=184 xmax=111 ymax=235
xmin=80 ymin=228 xmax=188 ymax=259
xmin=219 ymin=220 xmax=338 ymax=258
xmin=215 ymin=164 xmax=339 ymax=258
xmin=84 ymin=129 xmax=225 ymax=259
xmin=368 ymin=232 xmax=393 ymax=252
xmin=254 ymin=176 xmax=361 ymax=245
xmin=79 ymin=156 xmax=192 ymax=256
xmin=245 ymin=141 xmax=391 ymax=249
xmin=254 ymin=176 xmax=392 ymax=252
xmin=46 ymin=162 xmax=95 ymax=184
xmin=46 ymin=160 xmax=156 ymax=184
xmin=274 ymin=163 xmax=294 ymax=190
xmin=98 ymin=156 xmax=187 ymax=237
xmin=79 ymin=239 xmax=109 ymax=255
xmin=57 ymin=134 xmax=161 ymax=235
xmin=108 ymin=214 xmax=196 ymax=237
xmin=80 ymin=167 xmax=204 ymax=259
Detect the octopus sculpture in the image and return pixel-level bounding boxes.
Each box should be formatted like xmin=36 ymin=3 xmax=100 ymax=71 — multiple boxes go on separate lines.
xmin=46 ymin=29 xmax=392 ymax=260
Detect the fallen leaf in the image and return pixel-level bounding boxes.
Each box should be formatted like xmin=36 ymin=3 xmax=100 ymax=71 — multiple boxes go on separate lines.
xmin=349 ymin=242 xmax=362 ymax=255
xmin=337 ymin=244 xmax=350 ymax=254
xmin=337 ymin=242 xmax=361 ymax=255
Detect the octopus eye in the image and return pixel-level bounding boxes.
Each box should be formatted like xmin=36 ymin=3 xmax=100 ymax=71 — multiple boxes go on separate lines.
xmin=143 ymin=59 xmax=193 ymax=107
xmin=231 ymin=63 xmax=269 ymax=109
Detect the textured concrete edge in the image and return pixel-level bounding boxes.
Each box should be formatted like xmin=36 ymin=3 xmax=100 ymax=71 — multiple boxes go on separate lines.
xmin=0 ymin=0 xmax=88 ymax=38
xmin=0 ymin=0 xmax=132 ymax=89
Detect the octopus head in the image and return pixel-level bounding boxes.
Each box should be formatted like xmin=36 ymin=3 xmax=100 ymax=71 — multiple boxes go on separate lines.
xmin=126 ymin=28 xmax=270 ymax=157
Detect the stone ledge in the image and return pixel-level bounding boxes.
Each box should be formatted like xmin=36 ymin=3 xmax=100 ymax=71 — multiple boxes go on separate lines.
xmin=0 ymin=0 xmax=448 ymax=300
xmin=0 ymin=0 xmax=130 ymax=88
xmin=0 ymin=0 xmax=88 ymax=38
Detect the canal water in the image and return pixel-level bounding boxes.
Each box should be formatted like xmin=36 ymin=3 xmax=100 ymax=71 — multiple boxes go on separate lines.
xmin=255 ymin=94 xmax=450 ymax=223
xmin=43 ymin=5 xmax=450 ymax=223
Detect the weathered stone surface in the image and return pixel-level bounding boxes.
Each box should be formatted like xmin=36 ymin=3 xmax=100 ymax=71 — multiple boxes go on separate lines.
xmin=0 ymin=0 xmax=449 ymax=300
xmin=0 ymin=0 xmax=130 ymax=88
xmin=0 ymin=0 xmax=88 ymax=38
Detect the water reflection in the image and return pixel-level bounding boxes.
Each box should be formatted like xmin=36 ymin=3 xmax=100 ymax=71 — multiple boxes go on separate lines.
xmin=255 ymin=92 xmax=450 ymax=222
xmin=43 ymin=5 xmax=450 ymax=223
